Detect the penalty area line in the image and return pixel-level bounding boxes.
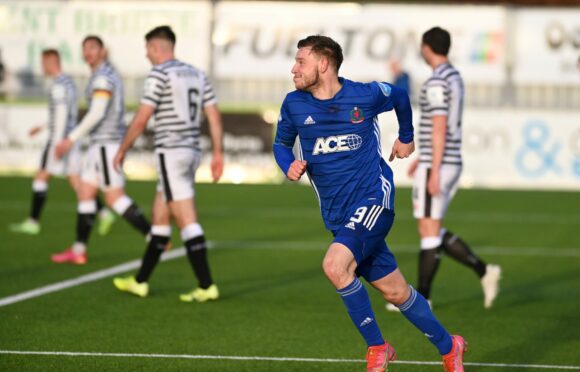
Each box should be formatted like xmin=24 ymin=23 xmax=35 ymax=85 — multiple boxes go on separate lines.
xmin=0 ymin=248 xmax=185 ymax=308
xmin=0 ymin=350 xmax=579 ymax=370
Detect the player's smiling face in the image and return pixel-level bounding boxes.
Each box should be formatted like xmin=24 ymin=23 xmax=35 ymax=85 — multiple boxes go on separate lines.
xmin=292 ymin=47 xmax=320 ymax=92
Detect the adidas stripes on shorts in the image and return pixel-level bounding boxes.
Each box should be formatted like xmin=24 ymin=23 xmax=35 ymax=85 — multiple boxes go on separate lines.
xmin=332 ymin=201 xmax=399 ymax=282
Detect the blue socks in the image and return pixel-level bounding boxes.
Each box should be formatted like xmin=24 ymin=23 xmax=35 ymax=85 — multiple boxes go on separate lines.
xmin=336 ymin=278 xmax=452 ymax=354
xmin=337 ymin=277 xmax=384 ymax=347
xmin=399 ymin=286 xmax=453 ymax=355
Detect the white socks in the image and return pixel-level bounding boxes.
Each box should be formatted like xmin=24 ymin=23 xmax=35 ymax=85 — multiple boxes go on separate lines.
xmin=421 ymin=236 xmax=442 ymax=250
xmin=78 ymin=200 xmax=97 ymax=214
xmin=112 ymin=195 xmax=132 ymax=215
xmin=181 ymin=223 xmax=203 ymax=241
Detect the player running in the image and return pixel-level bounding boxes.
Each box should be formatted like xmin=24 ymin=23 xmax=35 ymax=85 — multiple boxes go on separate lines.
xmin=387 ymin=27 xmax=501 ymax=312
xmin=52 ymin=36 xmax=150 ymax=265
xmin=112 ymin=26 xmax=223 ymax=302
xmin=273 ymin=35 xmax=466 ymax=372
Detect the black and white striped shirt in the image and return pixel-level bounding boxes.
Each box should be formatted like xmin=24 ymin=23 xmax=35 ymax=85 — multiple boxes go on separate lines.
xmin=48 ymin=74 xmax=77 ymax=143
xmin=418 ymin=63 xmax=464 ymax=166
xmin=141 ymin=59 xmax=218 ymax=150
xmin=85 ymin=61 xmax=126 ymax=144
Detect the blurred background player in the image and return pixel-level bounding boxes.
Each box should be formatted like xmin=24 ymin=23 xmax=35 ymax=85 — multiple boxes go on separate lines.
xmin=388 ymin=57 xmax=411 ymax=96
xmin=273 ymin=35 xmax=466 ymax=372
xmin=387 ymin=27 xmax=501 ymax=312
xmin=51 ymin=36 xmax=150 ymax=265
xmin=9 ymin=49 xmax=115 ymax=236
xmin=112 ymin=26 xmax=224 ymax=302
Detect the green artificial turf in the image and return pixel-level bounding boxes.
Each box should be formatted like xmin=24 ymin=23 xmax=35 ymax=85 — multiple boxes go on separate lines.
xmin=0 ymin=176 xmax=579 ymax=371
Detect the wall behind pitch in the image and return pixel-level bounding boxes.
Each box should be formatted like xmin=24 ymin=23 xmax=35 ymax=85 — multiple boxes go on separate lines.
xmin=0 ymin=1 xmax=212 ymax=77
xmin=213 ymin=2 xmax=507 ymax=84
xmin=513 ymin=8 xmax=580 ymax=85
xmin=3 ymin=103 xmax=578 ymax=190
xmin=0 ymin=104 xmax=280 ymax=184
xmin=378 ymin=108 xmax=580 ymax=190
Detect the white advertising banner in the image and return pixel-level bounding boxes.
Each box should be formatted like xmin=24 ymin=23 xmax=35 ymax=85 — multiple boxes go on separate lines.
xmin=378 ymin=108 xmax=580 ymax=190
xmin=0 ymin=1 xmax=212 ymax=77
xmin=214 ymin=2 xmax=507 ymax=84
xmin=513 ymin=8 xmax=580 ymax=85
xmin=2 ymin=104 xmax=578 ymax=190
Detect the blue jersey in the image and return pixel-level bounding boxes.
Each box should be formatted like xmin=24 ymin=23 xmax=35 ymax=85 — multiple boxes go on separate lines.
xmin=274 ymin=78 xmax=413 ymax=232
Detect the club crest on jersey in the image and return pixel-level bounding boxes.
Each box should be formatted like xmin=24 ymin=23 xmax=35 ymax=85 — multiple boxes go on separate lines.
xmin=313 ymin=134 xmax=363 ymax=155
xmin=350 ymin=107 xmax=365 ymax=124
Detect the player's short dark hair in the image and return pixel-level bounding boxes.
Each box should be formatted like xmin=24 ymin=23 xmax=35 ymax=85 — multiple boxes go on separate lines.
xmin=422 ymin=27 xmax=451 ymax=56
xmin=145 ymin=26 xmax=176 ymax=46
xmin=82 ymin=35 xmax=104 ymax=48
xmin=42 ymin=49 xmax=60 ymax=59
xmin=297 ymin=35 xmax=343 ymax=72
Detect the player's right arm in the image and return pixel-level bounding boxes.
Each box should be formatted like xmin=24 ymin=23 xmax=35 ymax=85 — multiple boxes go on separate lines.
xmin=273 ymin=100 xmax=306 ymax=181
xmin=49 ymin=83 xmax=69 ymax=142
xmin=114 ymin=104 xmax=155 ymax=172
xmin=114 ymin=72 xmax=162 ymax=171
xmin=55 ymin=76 xmax=112 ymax=158
xmin=66 ymin=77 xmax=112 ymax=143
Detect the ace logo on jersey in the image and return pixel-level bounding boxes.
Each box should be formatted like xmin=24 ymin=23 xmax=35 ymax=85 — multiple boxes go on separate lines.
xmin=350 ymin=107 xmax=365 ymax=124
xmin=313 ymin=134 xmax=363 ymax=155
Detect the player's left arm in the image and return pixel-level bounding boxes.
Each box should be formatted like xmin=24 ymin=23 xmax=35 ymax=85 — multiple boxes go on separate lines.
xmin=376 ymin=82 xmax=415 ymax=161
xmin=204 ymin=103 xmax=224 ymax=183
xmin=201 ymin=75 xmax=224 ymax=182
xmin=429 ymin=115 xmax=447 ymax=196
xmin=425 ymin=83 xmax=450 ymax=196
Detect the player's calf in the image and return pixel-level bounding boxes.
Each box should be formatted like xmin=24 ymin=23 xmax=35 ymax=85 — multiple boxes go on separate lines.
xmin=182 ymin=223 xmax=214 ymax=290
xmin=110 ymin=194 xmax=150 ymax=235
xmin=135 ymin=225 xmax=171 ymax=283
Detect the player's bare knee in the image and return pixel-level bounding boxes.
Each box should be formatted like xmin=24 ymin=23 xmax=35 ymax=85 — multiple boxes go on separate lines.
xmin=322 ymin=257 xmax=340 ymax=281
xmin=35 ymin=170 xmax=50 ymax=182
xmin=78 ymin=184 xmax=98 ymax=201
xmin=383 ymin=285 xmax=410 ymax=305
xmin=104 ymin=188 xmax=124 ymax=208
xmin=322 ymin=258 xmax=352 ymax=287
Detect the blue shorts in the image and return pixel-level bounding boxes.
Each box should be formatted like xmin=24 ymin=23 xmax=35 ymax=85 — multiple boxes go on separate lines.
xmin=332 ymin=203 xmax=398 ymax=282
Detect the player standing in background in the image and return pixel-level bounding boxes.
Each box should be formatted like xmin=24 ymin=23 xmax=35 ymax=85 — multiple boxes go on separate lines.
xmin=388 ymin=57 xmax=411 ymax=96
xmin=388 ymin=27 xmax=501 ymax=311
xmin=10 ymin=49 xmax=115 ymax=236
xmin=112 ymin=26 xmax=223 ymax=302
xmin=273 ymin=35 xmax=466 ymax=372
xmin=52 ymin=36 xmax=150 ymax=265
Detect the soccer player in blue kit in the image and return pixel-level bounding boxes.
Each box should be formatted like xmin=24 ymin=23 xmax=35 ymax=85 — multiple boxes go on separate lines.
xmin=273 ymin=35 xmax=466 ymax=372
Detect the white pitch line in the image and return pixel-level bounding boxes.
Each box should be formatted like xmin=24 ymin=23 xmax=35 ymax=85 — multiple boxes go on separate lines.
xmin=1 ymin=240 xmax=579 ymax=308
xmin=211 ymin=241 xmax=580 ymax=258
xmin=0 ymin=248 xmax=185 ymax=308
xmin=0 ymin=350 xmax=578 ymax=370
xmin=1 ymin=201 xmax=579 ymax=225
